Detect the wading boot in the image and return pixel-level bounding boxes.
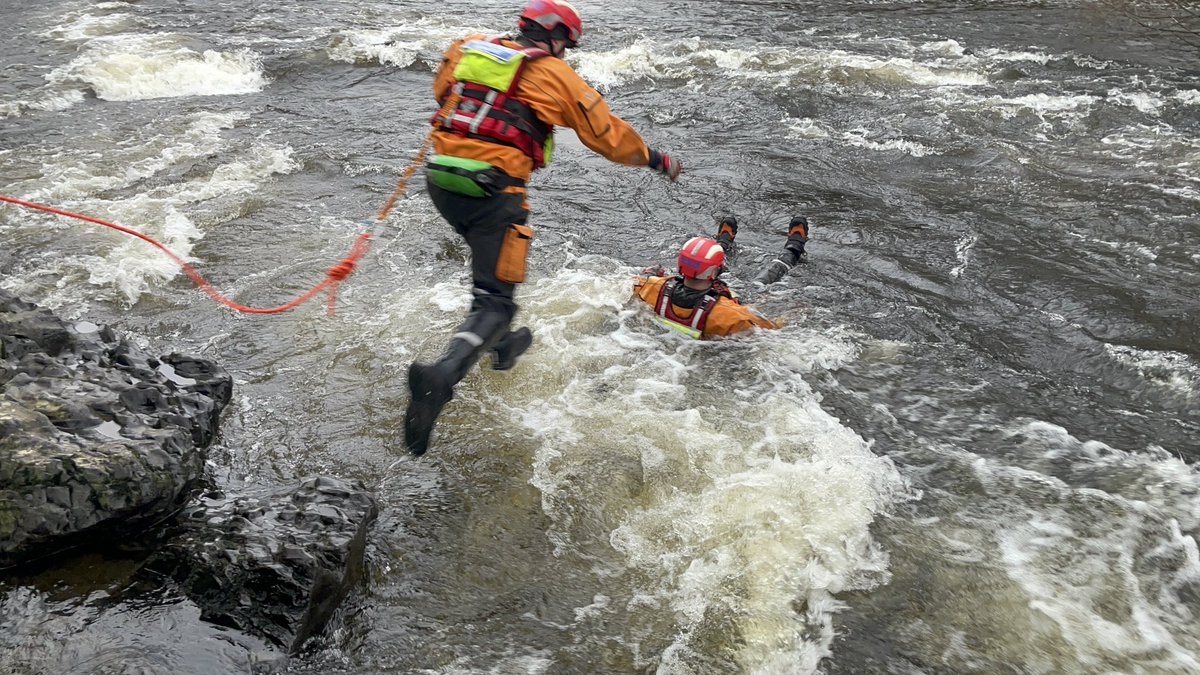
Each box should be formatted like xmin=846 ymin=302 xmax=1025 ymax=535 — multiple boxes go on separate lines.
xmin=405 ymin=361 xmax=453 ymax=456
xmin=491 ymin=327 xmax=532 ymax=371
xmin=404 ymin=309 xmax=509 ymax=455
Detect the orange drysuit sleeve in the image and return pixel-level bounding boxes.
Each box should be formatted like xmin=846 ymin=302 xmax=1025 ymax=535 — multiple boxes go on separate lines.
xmin=432 ymin=37 xmax=651 ymax=182
xmin=703 ymin=299 xmax=781 ymax=337
xmin=633 ymin=275 xmax=666 ymax=307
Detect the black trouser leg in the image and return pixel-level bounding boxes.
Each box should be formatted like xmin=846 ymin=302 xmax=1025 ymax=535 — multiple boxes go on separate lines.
xmin=432 ymin=308 xmax=510 ymax=384
xmin=428 ymin=180 xmax=535 ymax=367
xmin=427 ymin=181 xmax=528 ymax=310
xmin=406 ymin=182 xmax=531 ymax=454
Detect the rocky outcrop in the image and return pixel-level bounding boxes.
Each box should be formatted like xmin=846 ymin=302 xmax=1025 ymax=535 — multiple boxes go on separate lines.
xmin=1 ymin=290 xmax=379 ymax=654
xmin=143 ymin=476 xmax=378 ymax=653
xmin=0 ymin=289 xmax=231 ymax=568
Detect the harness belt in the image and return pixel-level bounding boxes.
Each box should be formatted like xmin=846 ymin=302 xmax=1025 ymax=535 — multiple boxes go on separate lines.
xmin=427 ymin=154 xmax=526 ymax=198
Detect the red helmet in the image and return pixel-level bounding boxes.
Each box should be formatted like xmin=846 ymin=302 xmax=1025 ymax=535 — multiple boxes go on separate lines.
xmin=518 ymin=0 xmax=583 ymax=48
xmin=677 ymin=237 xmax=726 ymax=281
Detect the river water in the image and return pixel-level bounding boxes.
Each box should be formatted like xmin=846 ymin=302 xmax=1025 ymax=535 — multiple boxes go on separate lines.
xmin=2 ymin=0 xmax=1198 ymax=673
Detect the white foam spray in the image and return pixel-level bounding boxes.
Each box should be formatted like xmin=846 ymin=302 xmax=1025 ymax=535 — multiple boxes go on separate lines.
xmin=48 ymin=34 xmax=267 ymax=101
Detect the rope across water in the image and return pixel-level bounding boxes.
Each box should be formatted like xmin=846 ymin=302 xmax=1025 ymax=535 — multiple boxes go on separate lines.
xmin=0 ymin=92 xmax=461 ymax=315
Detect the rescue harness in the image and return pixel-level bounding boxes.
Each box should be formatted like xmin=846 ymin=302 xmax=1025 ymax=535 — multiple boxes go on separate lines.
xmin=652 ymin=277 xmax=720 ymax=339
xmin=431 ymin=38 xmax=554 ymax=169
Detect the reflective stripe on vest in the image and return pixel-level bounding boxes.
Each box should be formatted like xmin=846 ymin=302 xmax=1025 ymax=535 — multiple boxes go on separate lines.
xmin=433 ymin=39 xmax=555 ymax=169
xmin=652 ymin=278 xmax=717 ymax=339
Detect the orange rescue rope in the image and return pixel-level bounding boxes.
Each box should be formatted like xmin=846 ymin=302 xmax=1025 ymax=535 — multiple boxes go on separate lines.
xmin=0 ymin=92 xmax=460 ymax=316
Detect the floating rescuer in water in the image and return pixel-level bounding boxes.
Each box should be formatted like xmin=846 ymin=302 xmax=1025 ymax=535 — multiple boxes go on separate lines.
xmin=633 ymin=216 xmax=810 ymax=339
xmin=405 ymin=0 xmax=684 ymax=456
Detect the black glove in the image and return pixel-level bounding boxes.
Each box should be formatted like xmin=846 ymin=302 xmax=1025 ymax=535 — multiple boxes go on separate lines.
xmin=785 ymin=216 xmax=809 ymax=255
xmin=647 ymin=149 xmax=682 ymax=182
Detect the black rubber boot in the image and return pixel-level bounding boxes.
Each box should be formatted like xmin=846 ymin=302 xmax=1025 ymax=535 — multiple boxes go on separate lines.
xmin=785 ymin=216 xmax=809 ymax=256
xmin=715 ymin=216 xmax=738 ymax=265
xmin=405 ymin=360 xmax=453 ymax=456
xmin=753 ymin=216 xmax=809 ymax=286
xmin=491 ymin=327 xmax=532 ymax=371
xmin=715 ymin=216 xmax=738 ymax=248
xmin=404 ymin=310 xmax=510 ymax=455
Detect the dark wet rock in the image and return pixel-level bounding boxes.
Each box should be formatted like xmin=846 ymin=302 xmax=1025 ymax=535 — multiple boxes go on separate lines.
xmin=0 ymin=290 xmax=379 ymax=661
xmin=0 ymin=289 xmax=232 ymax=569
xmin=143 ymin=476 xmax=378 ymax=654
xmin=995 ymin=66 xmax=1028 ymax=81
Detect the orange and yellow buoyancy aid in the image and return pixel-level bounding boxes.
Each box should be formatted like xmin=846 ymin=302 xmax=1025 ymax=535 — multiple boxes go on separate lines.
xmin=432 ymin=38 xmax=555 ymax=169
xmin=651 ymin=277 xmax=720 ymax=339
xmin=634 ymin=275 xmax=782 ymax=338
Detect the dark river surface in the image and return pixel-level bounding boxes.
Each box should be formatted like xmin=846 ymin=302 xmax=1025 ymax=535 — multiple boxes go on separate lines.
xmin=2 ymin=0 xmax=1199 ymax=673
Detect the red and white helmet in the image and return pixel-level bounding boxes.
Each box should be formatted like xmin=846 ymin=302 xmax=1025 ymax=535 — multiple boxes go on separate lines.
xmin=677 ymin=237 xmax=726 ymax=281
xmin=518 ymin=0 xmax=583 ymax=48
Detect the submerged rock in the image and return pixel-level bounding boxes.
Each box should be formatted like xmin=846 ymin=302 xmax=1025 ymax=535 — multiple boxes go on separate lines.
xmin=0 ymin=289 xmax=232 ymax=568
xmin=143 ymin=476 xmax=378 ymax=654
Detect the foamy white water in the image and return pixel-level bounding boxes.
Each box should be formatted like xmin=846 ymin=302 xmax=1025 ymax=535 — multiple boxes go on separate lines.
xmin=840 ymin=129 xmax=935 ymax=157
xmin=327 ymin=19 xmax=491 ymax=68
xmin=22 ymin=111 xmax=247 ymax=202
xmin=0 ymin=90 xmax=86 ymax=119
xmin=47 ymin=34 xmax=267 ymax=101
xmin=987 ymin=423 xmax=1200 ymax=671
xmin=339 ymin=255 xmax=911 ymax=672
xmin=1105 ymin=344 xmax=1199 ymax=401
xmin=880 ymin=418 xmax=1200 ymax=672
xmin=8 ymin=110 xmax=297 ymax=306
xmin=3 ymin=0 xmax=1199 ymax=673
xmin=571 ymin=38 xmax=989 ymax=91
xmin=448 ymin=263 xmax=915 ymax=673
xmin=42 ymin=6 xmax=133 ymax=42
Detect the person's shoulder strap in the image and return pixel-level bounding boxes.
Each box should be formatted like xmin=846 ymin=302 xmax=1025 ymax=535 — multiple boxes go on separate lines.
xmin=492 ymin=36 xmax=550 ymax=58
xmin=655 ymin=277 xmax=678 ymax=315
xmin=519 ymin=46 xmax=552 ymax=59
xmin=683 ymin=292 xmax=720 ymax=330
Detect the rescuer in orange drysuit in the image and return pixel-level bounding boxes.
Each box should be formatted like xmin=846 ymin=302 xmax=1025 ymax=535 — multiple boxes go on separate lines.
xmin=406 ymin=0 xmax=683 ymax=455
xmin=633 ymin=216 xmax=810 ymax=339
